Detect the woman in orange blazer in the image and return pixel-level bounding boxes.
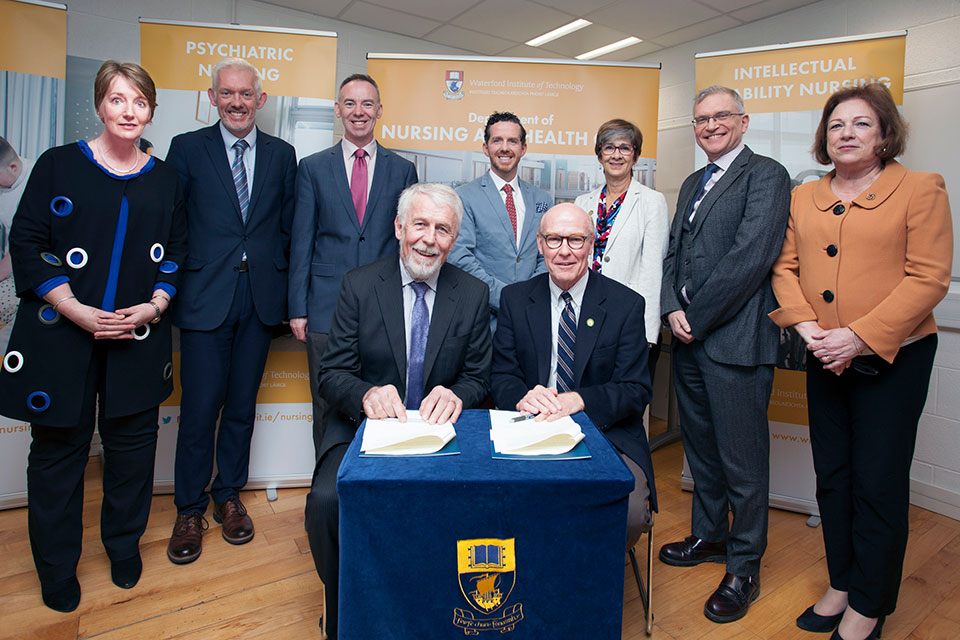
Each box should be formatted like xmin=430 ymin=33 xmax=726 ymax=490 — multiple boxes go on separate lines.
xmin=770 ymin=84 xmax=952 ymax=640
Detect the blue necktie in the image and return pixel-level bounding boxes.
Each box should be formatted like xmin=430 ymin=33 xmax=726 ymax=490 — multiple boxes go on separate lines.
xmin=232 ymin=139 xmax=249 ymax=223
xmin=406 ymin=281 xmax=430 ymax=409
xmin=689 ymin=162 xmax=719 ymax=218
xmin=557 ymin=292 xmax=577 ymax=393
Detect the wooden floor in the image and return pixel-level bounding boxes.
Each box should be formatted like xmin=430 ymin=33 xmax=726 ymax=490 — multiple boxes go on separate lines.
xmin=2 ymin=440 xmax=959 ymax=639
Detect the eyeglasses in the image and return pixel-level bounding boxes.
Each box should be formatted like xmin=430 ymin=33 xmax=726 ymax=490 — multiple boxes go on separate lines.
xmin=540 ymin=234 xmax=590 ymax=250
xmin=692 ymin=111 xmax=744 ymax=128
xmin=600 ymin=143 xmax=634 ymax=157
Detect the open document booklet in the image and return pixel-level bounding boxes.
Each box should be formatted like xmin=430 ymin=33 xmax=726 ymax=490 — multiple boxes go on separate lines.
xmin=360 ymin=411 xmax=458 ymax=456
xmin=489 ymin=410 xmax=589 ymax=458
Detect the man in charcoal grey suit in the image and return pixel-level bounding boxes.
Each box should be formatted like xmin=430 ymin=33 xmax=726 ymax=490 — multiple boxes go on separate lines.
xmin=305 ymin=183 xmax=491 ymax=640
xmin=288 ymin=73 xmax=418 ymax=460
xmin=658 ymin=86 xmax=791 ymax=623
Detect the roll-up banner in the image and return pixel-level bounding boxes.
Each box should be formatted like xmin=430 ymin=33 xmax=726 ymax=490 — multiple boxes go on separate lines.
xmin=0 ymin=0 xmax=66 ymax=509
xmin=139 ymin=19 xmax=338 ymax=493
xmin=367 ymin=54 xmax=660 ymax=199
xmin=684 ymin=32 xmax=907 ymax=517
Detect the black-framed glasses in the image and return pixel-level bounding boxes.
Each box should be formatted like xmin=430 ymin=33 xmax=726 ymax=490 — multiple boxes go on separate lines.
xmin=540 ymin=234 xmax=590 ymax=250
xmin=692 ymin=111 xmax=744 ymax=128
xmin=600 ymin=143 xmax=634 ymax=156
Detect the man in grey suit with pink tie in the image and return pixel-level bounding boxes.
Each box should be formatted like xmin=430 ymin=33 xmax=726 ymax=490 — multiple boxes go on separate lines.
xmin=287 ymin=74 xmax=417 ymax=458
xmin=659 ymin=86 xmax=791 ymax=624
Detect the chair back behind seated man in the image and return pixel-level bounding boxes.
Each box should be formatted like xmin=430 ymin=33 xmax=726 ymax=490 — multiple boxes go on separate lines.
xmin=304 ymin=183 xmax=492 ymax=640
xmin=490 ymin=202 xmax=656 ymax=549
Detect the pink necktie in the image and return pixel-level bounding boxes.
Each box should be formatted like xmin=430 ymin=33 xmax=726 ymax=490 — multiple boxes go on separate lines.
xmin=351 ymin=148 xmax=368 ymax=225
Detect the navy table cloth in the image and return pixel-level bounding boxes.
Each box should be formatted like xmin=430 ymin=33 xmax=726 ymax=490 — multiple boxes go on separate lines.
xmin=337 ymin=410 xmax=634 ymax=639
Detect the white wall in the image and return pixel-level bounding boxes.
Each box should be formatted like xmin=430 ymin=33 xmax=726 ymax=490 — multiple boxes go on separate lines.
xmin=638 ymin=0 xmax=960 ymax=520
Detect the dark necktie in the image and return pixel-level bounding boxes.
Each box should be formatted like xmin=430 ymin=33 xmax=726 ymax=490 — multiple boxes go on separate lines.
xmin=351 ymin=148 xmax=368 ymax=225
xmin=557 ymin=292 xmax=576 ymax=393
xmin=689 ymin=162 xmax=719 ymax=218
xmin=502 ymin=183 xmax=518 ymax=240
xmin=232 ymin=139 xmax=249 ymax=223
xmin=406 ymin=281 xmax=429 ymax=410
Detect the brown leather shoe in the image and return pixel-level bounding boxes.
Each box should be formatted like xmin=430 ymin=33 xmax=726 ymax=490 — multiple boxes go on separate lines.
xmin=213 ymin=496 xmax=254 ymax=545
xmin=704 ymin=572 xmax=760 ymax=623
xmin=659 ymin=535 xmax=727 ymax=567
xmin=167 ymin=512 xmax=207 ymax=564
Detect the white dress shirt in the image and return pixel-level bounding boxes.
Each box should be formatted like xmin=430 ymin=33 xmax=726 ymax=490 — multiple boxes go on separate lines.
xmin=488 ymin=170 xmax=525 ymax=248
xmin=342 ymin=138 xmax=378 ymax=200
xmin=546 ymin=271 xmax=589 ymax=389
xmin=399 ymin=258 xmax=440 ymax=399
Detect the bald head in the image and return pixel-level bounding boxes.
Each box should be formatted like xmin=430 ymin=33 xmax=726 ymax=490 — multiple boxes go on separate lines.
xmin=537 ymin=203 xmax=595 ymax=291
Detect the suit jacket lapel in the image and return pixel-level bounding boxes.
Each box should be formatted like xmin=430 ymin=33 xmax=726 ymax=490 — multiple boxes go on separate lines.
xmin=247 ymin=128 xmax=272 ymax=219
xmin=690 ymin=146 xmax=752 ymax=237
xmin=481 ymin=175 xmax=517 ymax=249
xmin=423 ymin=264 xmax=457 ymax=384
xmin=362 ymin=144 xmax=389 ymax=231
xmin=605 ymin=181 xmax=638 ymax=250
xmin=574 ymin=272 xmax=605 ymax=385
xmin=330 ymin=143 xmax=362 ymax=233
xmin=524 ymin=279 xmax=553 ymax=385
xmin=375 ymin=260 xmax=407 ymax=390
xmin=204 ymin=124 xmax=242 ymax=219
xmin=518 ymin=180 xmax=540 ymax=249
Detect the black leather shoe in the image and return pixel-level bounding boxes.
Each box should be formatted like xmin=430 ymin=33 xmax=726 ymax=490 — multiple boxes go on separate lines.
xmin=659 ymin=535 xmax=727 ymax=567
xmin=41 ymin=575 xmax=81 ymax=613
xmin=704 ymin=572 xmax=760 ymax=623
xmin=213 ymin=496 xmax=255 ymax=545
xmin=111 ymin=554 xmax=142 ymax=589
xmin=830 ymin=616 xmax=885 ymax=640
xmin=797 ymin=604 xmax=843 ymax=632
xmin=167 ymin=511 xmax=208 ymax=564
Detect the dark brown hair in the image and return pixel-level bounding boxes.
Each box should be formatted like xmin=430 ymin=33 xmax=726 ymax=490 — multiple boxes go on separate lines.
xmin=594 ymin=118 xmax=643 ymax=159
xmin=94 ymin=61 xmax=158 ymax=121
xmin=812 ymin=83 xmax=907 ymax=165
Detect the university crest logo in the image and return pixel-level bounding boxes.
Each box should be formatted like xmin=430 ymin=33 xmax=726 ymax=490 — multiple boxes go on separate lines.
xmin=453 ymin=538 xmax=523 ymax=634
xmin=444 ymin=70 xmax=465 ymax=100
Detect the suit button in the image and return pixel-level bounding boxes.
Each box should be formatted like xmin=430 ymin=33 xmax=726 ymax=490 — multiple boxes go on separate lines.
xmin=833 ymin=204 xmax=845 ymax=215
xmin=822 ymin=290 xmax=835 ymax=302
xmin=684 ymin=259 xmax=690 ymax=265
xmin=604 ymin=256 xmax=610 ymax=262
xmin=516 ymin=257 xmax=521 ymax=263
xmin=826 ymin=244 xmax=838 ymax=257
xmin=359 ymin=236 xmax=365 ymax=242
xmin=242 ymin=235 xmax=249 ymax=241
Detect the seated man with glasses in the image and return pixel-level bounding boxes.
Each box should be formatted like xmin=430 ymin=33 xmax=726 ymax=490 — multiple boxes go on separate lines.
xmin=490 ymin=202 xmax=657 ymax=552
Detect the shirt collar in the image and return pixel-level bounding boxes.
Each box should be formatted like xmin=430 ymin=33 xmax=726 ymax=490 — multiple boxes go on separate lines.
xmin=398 ymin=257 xmax=441 ymax=292
xmin=548 ymin=269 xmax=589 ymax=307
xmin=813 ymin=160 xmax=907 ymax=211
xmin=219 ymin=122 xmax=257 ymax=152
xmin=342 ymin=137 xmax=378 ymax=160
xmin=710 ymin=143 xmax=745 ymax=173
xmin=488 ymin=170 xmax=520 ymax=195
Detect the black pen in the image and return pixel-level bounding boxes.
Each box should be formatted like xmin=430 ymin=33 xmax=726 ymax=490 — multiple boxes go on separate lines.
xmin=509 ymin=413 xmax=536 ymax=423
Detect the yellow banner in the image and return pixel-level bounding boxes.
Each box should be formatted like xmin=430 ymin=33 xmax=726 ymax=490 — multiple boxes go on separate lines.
xmin=139 ymin=21 xmax=337 ymax=98
xmin=0 ymin=0 xmax=66 ymax=78
xmin=368 ymin=57 xmax=660 ymax=156
xmin=767 ymin=369 xmax=807 ymax=425
xmin=696 ymin=35 xmax=905 ymax=113
xmin=162 ymin=350 xmax=310 ymax=406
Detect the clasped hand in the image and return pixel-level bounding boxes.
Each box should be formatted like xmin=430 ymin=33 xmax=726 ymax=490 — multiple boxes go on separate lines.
xmin=794 ymin=321 xmax=860 ymax=375
xmin=515 ymin=385 xmax=584 ymax=421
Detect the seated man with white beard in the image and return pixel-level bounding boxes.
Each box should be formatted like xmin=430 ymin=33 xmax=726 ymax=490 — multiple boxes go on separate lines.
xmin=303 ymin=183 xmax=492 ymax=639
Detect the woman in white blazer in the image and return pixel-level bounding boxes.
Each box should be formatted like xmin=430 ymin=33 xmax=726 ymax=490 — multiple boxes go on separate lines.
xmin=575 ymin=119 xmax=669 ymax=380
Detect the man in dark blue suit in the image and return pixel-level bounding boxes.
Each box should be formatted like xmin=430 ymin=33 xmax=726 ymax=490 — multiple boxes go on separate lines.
xmin=306 ymin=183 xmax=491 ymax=639
xmin=491 ymin=203 xmax=655 ymax=551
xmin=287 ymin=74 xmax=417 ymax=459
xmin=165 ymin=58 xmax=297 ymax=564
xmin=659 ymin=86 xmax=790 ymax=623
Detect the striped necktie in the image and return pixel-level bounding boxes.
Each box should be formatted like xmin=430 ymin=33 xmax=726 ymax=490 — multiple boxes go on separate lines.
xmin=232 ymin=139 xmax=250 ymax=223
xmin=557 ymin=291 xmax=577 ymax=393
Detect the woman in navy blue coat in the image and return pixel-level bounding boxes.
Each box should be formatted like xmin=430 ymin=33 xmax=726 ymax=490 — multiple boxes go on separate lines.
xmin=0 ymin=61 xmax=186 ymax=612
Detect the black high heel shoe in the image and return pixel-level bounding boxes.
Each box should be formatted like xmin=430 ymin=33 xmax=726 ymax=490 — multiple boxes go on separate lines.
xmin=796 ymin=604 xmax=843 ymax=632
xmin=829 ymin=616 xmax=885 ymax=640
